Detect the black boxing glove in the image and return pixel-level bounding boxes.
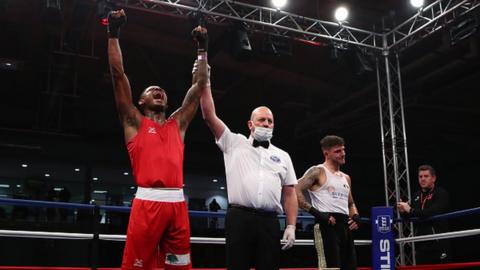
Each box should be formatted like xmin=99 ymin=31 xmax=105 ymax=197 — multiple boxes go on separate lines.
xmin=192 ymin=27 xmax=208 ymax=52
xmin=107 ymin=11 xmax=127 ymax=38
xmin=309 ymin=207 xmax=331 ymax=223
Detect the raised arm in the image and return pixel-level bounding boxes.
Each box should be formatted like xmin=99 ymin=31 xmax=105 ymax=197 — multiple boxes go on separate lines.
xmin=171 ymin=26 xmax=210 ymax=140
xmin=107 ymin=10 xmax=142 ymax=142
xmin=199 ymin=75 xmax=226 ymax=140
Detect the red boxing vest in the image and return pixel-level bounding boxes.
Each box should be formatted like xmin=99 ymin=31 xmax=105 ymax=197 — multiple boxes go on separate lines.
xmin=127 ymin=117 xmax=184 ymax=188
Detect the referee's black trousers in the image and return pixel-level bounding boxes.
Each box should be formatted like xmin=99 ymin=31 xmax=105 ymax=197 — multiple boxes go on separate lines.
xmin=225 ymin=205 xmax=280 ymax=270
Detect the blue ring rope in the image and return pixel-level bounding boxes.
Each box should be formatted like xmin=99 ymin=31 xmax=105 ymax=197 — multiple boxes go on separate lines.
xmin=1 ymin=198 xmax=478 ymax=222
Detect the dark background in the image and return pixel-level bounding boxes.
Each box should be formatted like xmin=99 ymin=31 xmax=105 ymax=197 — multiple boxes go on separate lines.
xmin=0 ymin=0 xmax=479 ymax=267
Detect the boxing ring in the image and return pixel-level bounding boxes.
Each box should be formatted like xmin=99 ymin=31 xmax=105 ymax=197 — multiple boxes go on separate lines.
xmin=1 ymin=0 xmax=479 ymax=268
xmin=1 ymin=198 xmax=479 ymax=269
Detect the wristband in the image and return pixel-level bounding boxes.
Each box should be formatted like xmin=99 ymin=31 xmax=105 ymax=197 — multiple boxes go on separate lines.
xmin=197 ymin=53 xmax=207 ymax=61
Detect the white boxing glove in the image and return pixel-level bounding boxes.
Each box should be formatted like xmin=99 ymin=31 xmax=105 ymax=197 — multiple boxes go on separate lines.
xmin=281 ymin=225 xmax=296 ymax=250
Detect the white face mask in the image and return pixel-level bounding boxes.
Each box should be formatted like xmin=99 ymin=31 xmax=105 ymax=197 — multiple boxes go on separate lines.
xmin=252 ymin=126 xmax=273 ymax=141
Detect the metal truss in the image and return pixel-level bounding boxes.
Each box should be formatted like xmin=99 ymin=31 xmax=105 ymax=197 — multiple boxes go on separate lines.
xmin=376 ymin=52 xmax=415 ymax=266
xmin=116 ymin=0 xmax=480 ymax=51
xmin=116 ymin=0 xmax=383 ymax=50
xmin=386 ymin=0 xmax=480 ymax=51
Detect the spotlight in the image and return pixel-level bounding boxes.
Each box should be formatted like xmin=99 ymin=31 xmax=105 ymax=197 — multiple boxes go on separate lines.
xmin=263 ymin=35 xmax=292 ymax=56
xmin=410 ymin=0 xmax=424 ymax=8
xmin=329 ymin=42 xmax=348 ymax=62
xmin=350 ymin=48 xmax=374 ymax=76
xmin=450 ymin=16 xmax=479 ymax=45
xmin=230 ymin=23 xmax=252 ymax=60
xmin=271 ymin=0 xmax=287 ymax=9
xmin=334 ymin=6 xmax=349 ymax=22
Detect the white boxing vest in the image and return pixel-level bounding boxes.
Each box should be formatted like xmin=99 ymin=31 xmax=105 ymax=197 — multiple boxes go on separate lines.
xmin=308 ymin=165 xmax=350 ymax=215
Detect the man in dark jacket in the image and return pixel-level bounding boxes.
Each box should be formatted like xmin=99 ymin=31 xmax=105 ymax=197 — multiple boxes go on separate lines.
xmin=397 ymin=165 xmax=450 ymax=265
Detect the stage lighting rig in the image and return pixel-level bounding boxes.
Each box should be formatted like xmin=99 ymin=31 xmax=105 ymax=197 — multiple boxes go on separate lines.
xmin=271 ymin=0 xmax=287 ymax=9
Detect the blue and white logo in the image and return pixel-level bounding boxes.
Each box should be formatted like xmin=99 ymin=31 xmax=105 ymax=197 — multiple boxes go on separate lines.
xmin=270 ymin=155 xmax=281 ymax=163
xmin=375 ymin=215 xmax=392 ymax=234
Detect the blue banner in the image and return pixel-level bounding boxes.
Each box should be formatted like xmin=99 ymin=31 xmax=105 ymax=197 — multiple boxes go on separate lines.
xmin=371 ymin=207 xmax=395 ymax=270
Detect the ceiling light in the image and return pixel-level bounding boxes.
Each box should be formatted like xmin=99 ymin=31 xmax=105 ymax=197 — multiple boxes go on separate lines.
xmin=334 ymin=6 xmax=349 ymax=22
xmin=123 ymin=172 xmax=129 ymax=176
xmin=212 ymin=179 xmax=218 ymax=183
xmin=93 ymin=177 xmax=98 ymax=181
xmin=45 ymin=173 xmax=50 ymax=177
xmin=21 ymin=164 xmax=28 ymax=168
xmin=271 ymin=0 xmax=287 ymax=9
xmin=410 ymin=0 xmax=424 ymax=8
xmin=93 ymin=190 xmax=107 ymax=194
xmin=74 ymin=168 xmax=80 ymax=172
xmin=0 ymin=184 xmax=10 ymax=188
xmin=220 ymin=186 xmax=225 ymax=190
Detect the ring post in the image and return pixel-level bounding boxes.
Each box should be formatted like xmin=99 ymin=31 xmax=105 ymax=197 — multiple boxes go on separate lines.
xmin=371 ymin=207 xmax=395 ymax=270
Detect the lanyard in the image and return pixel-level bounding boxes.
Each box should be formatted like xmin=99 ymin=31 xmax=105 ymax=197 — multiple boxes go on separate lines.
xmin=420 ymin=190 xmax=433 ymax=210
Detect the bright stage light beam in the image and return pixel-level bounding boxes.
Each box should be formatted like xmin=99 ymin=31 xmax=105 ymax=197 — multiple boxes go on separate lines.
xmin=335 ymin=6 xmax=349 ymax=22
xmin=410 ymin=0 xmax=424 ymax=8
xmin=271 ymin=0 xmax=287 ymax=9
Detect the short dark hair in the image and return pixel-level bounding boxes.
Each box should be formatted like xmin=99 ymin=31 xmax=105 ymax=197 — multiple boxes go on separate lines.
xmin=320 ymin=135 xmax=345 ymax=151
xmin=418 ymin=164 xmax=436 ymax=176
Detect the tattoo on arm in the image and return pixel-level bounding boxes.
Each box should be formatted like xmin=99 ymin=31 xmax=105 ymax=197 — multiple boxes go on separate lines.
xmin=185 ymin=86 xmax=199 ymax=104
xmin=296 ymin=166 xmax=320 ymax=211
xmin=178 ymin=85 xmax=201 ymax=128
xmin=296 ymin=190 xmax=312 ymax=211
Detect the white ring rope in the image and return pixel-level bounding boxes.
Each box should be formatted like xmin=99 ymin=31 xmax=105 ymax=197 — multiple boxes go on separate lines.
xmin=0 ymin=229 xmax=371 ymax=245
xmin=395 ymin=228 xmax=480 ymax=244
xmin=2 ymin=228 xmax=479 ymax=245
xmin=0 ymin=230 xmax=92 ymax=240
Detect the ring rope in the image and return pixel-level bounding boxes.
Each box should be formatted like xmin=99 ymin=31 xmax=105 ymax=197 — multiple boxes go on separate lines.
xmin=0 ymin=229 xmax=371 ymax=245
xmin=395 ymin=228 xmax=480 ymax=243
xmin=6 ymin=228 xmax=478 ymax=245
